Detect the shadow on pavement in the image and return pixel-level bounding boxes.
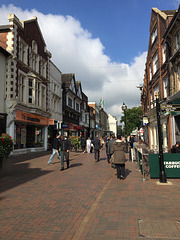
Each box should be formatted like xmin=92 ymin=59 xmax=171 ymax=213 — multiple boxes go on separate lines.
xmin=0 ymin=151 xmax=52 ymax=194
xmin=70 ymin=163 xmax=83 ymax=168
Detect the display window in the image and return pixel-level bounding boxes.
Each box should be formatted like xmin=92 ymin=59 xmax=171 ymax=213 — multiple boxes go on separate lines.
xmin=14 ymin=123 xmax=44 ymax=149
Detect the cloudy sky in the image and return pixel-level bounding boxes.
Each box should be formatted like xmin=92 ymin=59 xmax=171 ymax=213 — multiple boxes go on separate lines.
xmin=0 ymin=0 xmax=179 ymax=121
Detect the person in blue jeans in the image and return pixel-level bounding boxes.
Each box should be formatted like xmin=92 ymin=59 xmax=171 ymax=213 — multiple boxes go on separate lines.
xmin=48 ymin=133 xmax=61 ymax=165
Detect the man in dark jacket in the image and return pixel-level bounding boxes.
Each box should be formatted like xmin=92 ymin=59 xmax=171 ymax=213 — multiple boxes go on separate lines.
xmin=59 ymin=135 xmax=71 ymax=170
xmin=108 ymin=135 xmax=116 ymax=167
xmin=48 ymin=133 xmax=61 ymax=165
xmin=92 ymin=135 xmax=101 ymax=162
xmin=171 ymin=142 xmax=180 ymax=153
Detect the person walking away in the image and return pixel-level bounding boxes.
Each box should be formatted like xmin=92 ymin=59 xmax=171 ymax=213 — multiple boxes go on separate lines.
xmin=112 ymin=137 xmax=126 ymax=180
xmin=108 ymin=135 xmax=116 ymax=167
xmin=48 ymin=133 xmax=61 ymax=165
xmin=59 ymin=135 xmax=71 ymax=170
xmin=92 ymin=135 xmax=101 ymax=162
xmin=81 ymin=137 xmax=86 ymax=153
xmin=105 ymin=136 xmax=110 ymax=163
xmin=86 ymin=137 xmax=91 ymax=154
xmin=129 ymin=135 xmax=134 ymax=161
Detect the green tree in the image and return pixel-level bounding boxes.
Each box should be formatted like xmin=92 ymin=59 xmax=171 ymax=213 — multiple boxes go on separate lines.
xmin=120 ymin=106 xmax=142 ymax=136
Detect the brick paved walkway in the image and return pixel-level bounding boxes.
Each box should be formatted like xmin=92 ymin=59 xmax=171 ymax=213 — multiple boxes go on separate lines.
xmin=1 ymin=149 xmax=180 ymax=240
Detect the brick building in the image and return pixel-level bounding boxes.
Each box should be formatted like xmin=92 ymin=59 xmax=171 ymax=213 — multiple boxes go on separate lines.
xmin=142 ymin=8 xmax=176 ymax=152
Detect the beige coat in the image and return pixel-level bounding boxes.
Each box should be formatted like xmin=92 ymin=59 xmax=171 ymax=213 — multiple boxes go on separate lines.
xmin=112 ymin=140 xmax=126 ymax=164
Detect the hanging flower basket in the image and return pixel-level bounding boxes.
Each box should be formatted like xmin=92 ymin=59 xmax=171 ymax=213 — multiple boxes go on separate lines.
xmin=0 ymin=133 xmax=14 ymax=168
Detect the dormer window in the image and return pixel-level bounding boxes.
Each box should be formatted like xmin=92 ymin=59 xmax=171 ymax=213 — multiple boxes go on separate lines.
xmin=32 ymin=40 xmax=38 ymax=54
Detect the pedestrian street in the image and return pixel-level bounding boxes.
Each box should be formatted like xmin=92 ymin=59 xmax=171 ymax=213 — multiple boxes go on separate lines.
xmin=1 ymin=149 xmax=180 ymax=240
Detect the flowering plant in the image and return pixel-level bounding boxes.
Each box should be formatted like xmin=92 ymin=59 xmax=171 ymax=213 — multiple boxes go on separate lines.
xmin=70 ymin=136 xmax=80 ymax=150
xmin=0 ymin=133 xmax=14 ymax=160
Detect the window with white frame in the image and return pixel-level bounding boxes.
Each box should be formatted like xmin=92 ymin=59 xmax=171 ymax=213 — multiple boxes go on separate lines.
xmin=149 ymin=63 xmax=152 ymax=81
xmin=150 ymin=92 xmax=153 ymax=109
xmin=163 ymin=78 xmax=168 ymax=98
xmin=152 ymin=27 xmax=157 ymax=44
xmin=162 ymin=44 xmax=166 ymax=64
xmin=76 ymin=103 xmax=80 ymax=112
xmin=153 ymin=52 xmax=158 ymax=74
xmin=153 ymin=84 xmax=159 ymax=103
xmin=35 ymin=81 xmax=41 ymax=106
xmin=19 ymin=40 xmax=27 ymax=64
xmin=19 ymin=74 xmax=26 ymax=103
xmin=28 ymin=79 xmax=33 ymax=104
xmin=68 ymin=97 xmax=72 ymax=108
xmin=41 ymin=85 xmax=46 ymax=110
xmin=176 ymin=34 xmax=180 ymax=50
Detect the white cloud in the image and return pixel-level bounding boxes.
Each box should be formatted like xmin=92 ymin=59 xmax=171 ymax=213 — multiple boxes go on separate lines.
xmin=0 ymin=4 xmax=146 ymax=121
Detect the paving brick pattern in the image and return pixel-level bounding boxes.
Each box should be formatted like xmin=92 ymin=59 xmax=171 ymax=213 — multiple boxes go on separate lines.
xmin=1 ymin=149 xmax=180 ymax=240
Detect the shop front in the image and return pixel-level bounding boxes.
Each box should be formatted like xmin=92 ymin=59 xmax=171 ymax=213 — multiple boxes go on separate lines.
xmin=62 ymin=123 xmax=81 ymax=136
xmin=14 ymin=110 xmax=50 ymax=153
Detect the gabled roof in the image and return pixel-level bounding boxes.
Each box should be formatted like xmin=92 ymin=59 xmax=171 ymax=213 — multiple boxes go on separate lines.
xmin=62 ymin=73 xmax=78 ymax=96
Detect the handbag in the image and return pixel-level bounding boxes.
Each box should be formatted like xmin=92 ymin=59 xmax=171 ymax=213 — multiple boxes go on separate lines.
xmin=110 ymin=154 xmax=114 ymax=164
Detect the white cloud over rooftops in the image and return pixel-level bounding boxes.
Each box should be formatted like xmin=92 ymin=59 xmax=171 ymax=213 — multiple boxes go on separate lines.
xmin=0 ymin=4 xmax=147 ymax=121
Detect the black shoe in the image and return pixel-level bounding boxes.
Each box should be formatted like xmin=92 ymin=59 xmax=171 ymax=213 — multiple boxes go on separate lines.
xmin=67 ymin=165 xmax=69 ymax=169
xmin=60 ymin=168 xmax=64 ymax=171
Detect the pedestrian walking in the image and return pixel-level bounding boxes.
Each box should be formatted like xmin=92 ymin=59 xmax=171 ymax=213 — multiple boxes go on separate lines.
xmin=48 ymin=133 xmax=61 ymax=165
xmin=129 ymin=135 xmax=134 ymax=161
xmin=105 ymin=136 xmax=110 ymax=163
xmin=59 ymin=135 xmax=71 ymax=171
xmin=112 ymin=137 xmax=126 ymax=180
xmin=86 ymin=137 xmax=91 ymax=154
xmin=108 ymin=134 xmax=116 ymax=167
xmin=92 ymin=135 xmax=101 ymax=162
xmin=81 ymin=137 xmax=86 ymax=153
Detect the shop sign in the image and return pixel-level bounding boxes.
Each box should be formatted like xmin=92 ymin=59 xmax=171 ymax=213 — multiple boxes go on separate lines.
xmin=164 ymin=161 xmax=180 ymax=169
xmin=16 ymin=110 xmax=49 ymax=126
xmin=61 ymin=123 xmax=69 ymax=128
xmin=74 ymin=126 xmax=81 ymax=130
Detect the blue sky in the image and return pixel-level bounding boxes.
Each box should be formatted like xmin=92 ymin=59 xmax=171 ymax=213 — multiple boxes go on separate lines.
xmin=0 ymin=0 xmax=179 ymax=120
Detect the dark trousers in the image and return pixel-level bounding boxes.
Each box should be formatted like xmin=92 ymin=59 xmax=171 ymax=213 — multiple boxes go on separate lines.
xmin=61 ymin=151 xmax=69 ymax=169
xmin=116 ymin=164 xmax=125 ymax=179
xmin=94 ymin=149 xmax=100 ymax=161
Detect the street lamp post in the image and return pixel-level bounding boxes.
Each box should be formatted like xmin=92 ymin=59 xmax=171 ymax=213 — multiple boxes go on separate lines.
xmin=122 ymin=102 xmax=128 ymax=152
xmin=155 ymin=92 xmax=167 ymax=183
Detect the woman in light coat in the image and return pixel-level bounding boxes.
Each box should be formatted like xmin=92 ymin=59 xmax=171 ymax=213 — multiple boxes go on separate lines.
xmin=112 ymin=137 xmax=126 ymax=180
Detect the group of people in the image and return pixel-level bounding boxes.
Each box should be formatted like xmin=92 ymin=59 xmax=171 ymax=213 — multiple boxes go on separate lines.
xmin=48 ymin=133 xmax=127 ymax=180
xmin=48 ymin=133 xmax=71 ymax=171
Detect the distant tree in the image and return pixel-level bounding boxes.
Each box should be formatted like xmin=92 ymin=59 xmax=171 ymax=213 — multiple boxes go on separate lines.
xmin=117 ymin=125 xmax=123 ymax=137
xmin=120 ymin=106 xmax=142 ymax=136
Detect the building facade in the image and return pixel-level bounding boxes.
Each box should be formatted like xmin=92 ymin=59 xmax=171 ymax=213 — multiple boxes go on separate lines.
xmin=163 ymin=6 xmax=180 ymax=145
xmin=61 ymin=74 xmax=82 ymax=136
xmin=0 ymin=47 xmax=10 ymax=135
xmin=0 ymin=14 xmax=52 ymax=154
xmin=79 ymin=92 xmax=89 ymax=138
xmin=142 ymin=8 xmax=175 ymax=153
xmin=108 ymin=114 xmax=117 ymax=137
xmin=88 ymin=102 xmax=100 ymax=138
xmin=48 ymin=61 xmax=63 ymax=148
